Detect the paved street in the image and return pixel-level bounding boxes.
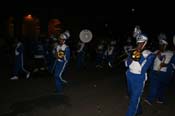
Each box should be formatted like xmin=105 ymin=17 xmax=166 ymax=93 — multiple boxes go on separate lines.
xmin=0 ymin=58 xmax=175 ymax=116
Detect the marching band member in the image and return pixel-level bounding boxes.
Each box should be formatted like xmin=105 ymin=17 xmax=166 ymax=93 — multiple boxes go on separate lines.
xmin=121 ymin=36 xmax=134 ymax=64
xmin=10 ymin=38 xmax=30 ymax=80
xmin=53 ymin=31 xmax=70 ymax=94
xmin=171 ymin=35 xmax=175 ymax=86
xmin=76 ymin=40 xmax=86 ymax=70
xmin=125 ymin=33 xmax=155 ymax=116
xmin=124 ymin=37 xmax=133 ymax=56
xmin=104 ymin=40 xmax=116 ymax=68
xmin=95 ymin=40 xmax=106 ymax=68
xmin=32 ymin=37 xmax=46 ymax=73
xmin=76 ymin=29 xmax=92 ymax=70
xmin=123 ymin=36 xmax=134 ymax=97
xmin=144 ymin=33 xmax=175 ymax=105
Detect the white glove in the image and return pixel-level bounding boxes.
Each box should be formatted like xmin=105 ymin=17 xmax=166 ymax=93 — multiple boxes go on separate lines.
xmin=15 ymin=51 xmax=19 ymax=55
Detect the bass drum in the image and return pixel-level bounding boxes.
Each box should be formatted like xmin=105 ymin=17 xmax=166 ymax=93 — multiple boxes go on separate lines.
xmin=79 ymin=29 xmax=93 ymax=43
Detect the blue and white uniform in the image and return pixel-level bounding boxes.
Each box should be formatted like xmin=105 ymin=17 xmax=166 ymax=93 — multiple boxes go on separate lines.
xmin=125 ymin=49 xmax=154 ymax=116
xmin=32 ymin=39 xmax=46 ymax=72
xmin=124 ymin=41 xmax=133 ymax=56
xmin=123 ymin=37 xmax=133 ymax=62
xmin=76 ymin=41 xmax=85 ymax=70
xmin=54 ymin=32 xmax=70 ymax=93
xmin=145 ymin=34 xmax=175 ymax=104
xmin=125 ymin=34 xmax=155 ymax=116
xmin=95 ymin=41 xmax=105 ymax=68
xmin=146 ymin=49 xmax=174 ymax=104
xmin=10 ymin=41 xmax=30 ymax=80
xmin=104 ymin=42 xmax=116 ymax=68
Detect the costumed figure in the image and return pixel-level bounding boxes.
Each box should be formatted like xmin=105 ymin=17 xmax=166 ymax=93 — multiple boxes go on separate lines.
xmin=104 ymin=40 xmax=116 ymax=68
xmin=76 ymin=29 xmax=92 ymax=70
xmin=125 ymin=26 xmax=155 ymax=116
xmin=32 ymin=37 xmax=47 ymax=73
xmin=10 ymin=39 xmax=30 ymax=80
xmin=95 ymin=40 xmax=106 ymax=68
xmin=53 ymin=31 xmax=70 ymax=94
xmin=144 ymin=33 xmax=175 ymax=105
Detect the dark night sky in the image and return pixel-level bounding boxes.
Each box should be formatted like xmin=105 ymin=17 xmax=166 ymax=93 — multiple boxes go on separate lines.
xmin=1 ymin=1 xmax=175 ymax=34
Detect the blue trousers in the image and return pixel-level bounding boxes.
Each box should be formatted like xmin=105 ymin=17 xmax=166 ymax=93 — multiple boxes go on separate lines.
xmin=126 ymin=71 xmax=146 ymax=116
xmin=146 ymin=70 xmax=172 ymax=103
xmin=76 ymin=51 xmax=85 ymax=70
xmin=46 ymin=53 xmax=56 ymax=73
xmin=13 ymin=55 xmax=29 ymax=76
xmin=54 ymin=60 xmax=67 ymax=93
xmin=95 ymin=53 xmax=104 ymax=66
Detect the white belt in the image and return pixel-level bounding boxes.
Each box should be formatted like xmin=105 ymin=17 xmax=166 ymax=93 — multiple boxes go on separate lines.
xmin=130 ymin=69 xmax=141 ymax=74
xmin=58 ymin=59 xmax=64 ymax=62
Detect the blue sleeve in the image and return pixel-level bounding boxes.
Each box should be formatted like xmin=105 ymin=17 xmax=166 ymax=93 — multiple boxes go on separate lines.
xmin=141 ymin=54 xmax=155 ymax=73
xmin=148 ymin=53 xmax=156 ymax=70
xmin=65 ymin=47 xmax=71 ymax=62
xmin=170 ymin=54 xmax=175 ymax=64
xmin=169 ymin=54 xmax=175 ymax=70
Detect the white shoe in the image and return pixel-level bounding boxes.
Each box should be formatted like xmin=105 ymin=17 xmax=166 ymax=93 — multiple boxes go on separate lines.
xmin=10 ymin=76 xmax=19 ymax=80
xmin=144 ymin=99 xmax=152 ymax=105
xmin=26 ymin=72 xmax=30 ymax=79
xmin=40 ymin=67 xmax=45 ymax=71
xmin=108 ymin=62 xmax=112 ymax=68
xmin=156 ymin=100 xmax=164 ymax=104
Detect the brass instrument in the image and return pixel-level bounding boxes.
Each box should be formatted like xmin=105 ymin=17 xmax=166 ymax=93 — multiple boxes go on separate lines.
xmin=57 ymin=50 xmax=65 ymax=59
xmin=131 ymin=49 xmax=141 ymax=61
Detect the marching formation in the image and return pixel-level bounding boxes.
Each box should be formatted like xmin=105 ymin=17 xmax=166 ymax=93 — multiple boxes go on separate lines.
xmin=124 ymin=26 xmax=175 ymax=116
xmin=8 ymin=19 xmax=175 ymax=116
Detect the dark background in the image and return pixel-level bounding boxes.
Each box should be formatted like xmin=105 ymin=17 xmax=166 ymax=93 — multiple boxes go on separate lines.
xmin=1 ymin=1 xmax=175 ymax=32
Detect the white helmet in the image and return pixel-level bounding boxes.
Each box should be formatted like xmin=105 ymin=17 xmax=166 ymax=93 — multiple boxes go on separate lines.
xmin=159 ymin=39 xmax=168 ymax=45
xmin=136 ymin=34 xmax=148 ymax=43
xmin=136 ymin=34 xmax=148 ymax=50
xmin=158 ymin=33 xmax=167 ymax=41
xmin=158 ymin=33 xmax=168 ymax=45
xmin=64 ymin=30 xmax=70 ymax=38
xmin=60 ymin=33 xmax=68 ymax=40
xmin=59 ymin=30 xmax=70 ymax=40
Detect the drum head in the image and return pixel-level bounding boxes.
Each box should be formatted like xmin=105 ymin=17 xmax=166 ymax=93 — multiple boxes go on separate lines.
xmin=79 ymin=29 xmax=93 ymax=43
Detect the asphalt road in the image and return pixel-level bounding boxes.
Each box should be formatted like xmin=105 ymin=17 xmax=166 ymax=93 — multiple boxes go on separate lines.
xmin=0 ymin=59 xmax=175 ymax=116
